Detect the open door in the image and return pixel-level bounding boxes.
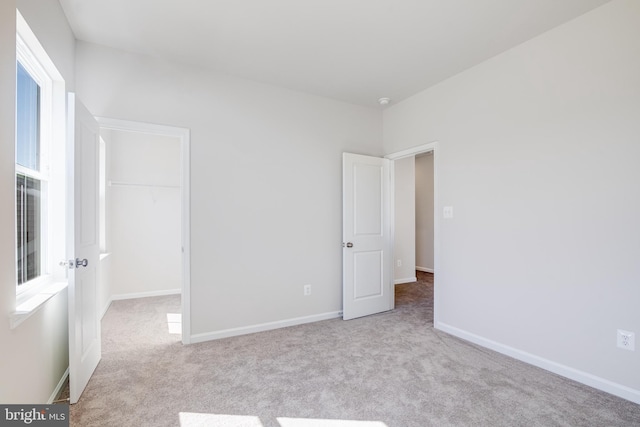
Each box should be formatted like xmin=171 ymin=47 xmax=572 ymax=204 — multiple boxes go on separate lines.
xmin=342 ymin=153 xmax=393 ymax=320
xmin=67 ymin=93 xmax=101 ymax=404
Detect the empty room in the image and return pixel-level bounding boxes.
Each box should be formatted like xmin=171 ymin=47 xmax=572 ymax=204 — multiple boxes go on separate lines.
xmin=1 ymin=1 xmax=639 ymax=426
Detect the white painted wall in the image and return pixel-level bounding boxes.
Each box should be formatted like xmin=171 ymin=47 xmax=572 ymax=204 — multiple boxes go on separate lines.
xmin=75 ymin=42 xmax=383 ymax=337
xmin=97 ymin=129 xmax=113 ymax=316
xmin=0 ymin=0 xmax=75 ymax=403
xmin=415 ymin=153 xmax=434 ymax=271
xmin=393 ymin=156 xmax=416 ymax=284
xmin=98 ymin=254 xmax=112 ymax=317
xmin=384 ymin=0 xmax=640 ymax=400
xmin=108 ymin=130 xmax=182 ymax=298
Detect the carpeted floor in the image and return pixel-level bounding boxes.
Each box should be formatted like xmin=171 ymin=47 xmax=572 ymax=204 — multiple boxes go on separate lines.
xmin=70 ymin=272 xmax=640 ymax=426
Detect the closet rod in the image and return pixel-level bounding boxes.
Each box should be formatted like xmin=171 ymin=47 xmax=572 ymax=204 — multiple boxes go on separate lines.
xmin=108 ymin=180 xmax=180 ymax=189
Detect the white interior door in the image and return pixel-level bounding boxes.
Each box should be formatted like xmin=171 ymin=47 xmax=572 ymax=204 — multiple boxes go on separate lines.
xmin=67 ymin=93 xmax=101 ymax=404
xmin=342 ymin=153 xmax=393 ymax=320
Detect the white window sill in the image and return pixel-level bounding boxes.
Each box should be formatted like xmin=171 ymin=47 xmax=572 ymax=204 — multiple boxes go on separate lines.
xmin=10 ymin=282 xmax=68 ymax=329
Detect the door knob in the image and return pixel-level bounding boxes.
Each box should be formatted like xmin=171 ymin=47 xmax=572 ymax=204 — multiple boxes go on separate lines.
xmin=76 ymin=258 xmax=89 ymax=268
xmin=345 ymin=242 xmax=354 ymax=248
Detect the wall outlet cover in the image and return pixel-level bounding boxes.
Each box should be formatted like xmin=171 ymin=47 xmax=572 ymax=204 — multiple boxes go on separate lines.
xmin=617 ymin=329 xmax=635 ymax=351
xmin=443 ymin=206 xmax=453 ymax=218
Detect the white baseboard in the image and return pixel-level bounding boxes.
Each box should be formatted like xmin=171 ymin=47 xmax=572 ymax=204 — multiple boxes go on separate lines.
xmin=111 ymin=288 xmax=181 ymax=301
xmin=190 ymin=311 xmax=342 ymax=344
xmin=395 ymin=277 xmax=417 ymax=285
xmin=416 ymin=266 xmax=434 ymax=273
xmin=48 ymin=367 xmax=69 ymax=404
xmin=435 ymin=321 xmax=640 ymax=405
xmin=101 ymin=289 xmax=181 ymax=319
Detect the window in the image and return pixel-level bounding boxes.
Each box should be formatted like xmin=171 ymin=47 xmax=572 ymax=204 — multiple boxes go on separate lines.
xmin=14 ymin=12 xmax=62 ymax=301
xmin=10 ymin=11 xmax=67 ymax=328
xmin=16 ymin=61 xmax=46 ymax=286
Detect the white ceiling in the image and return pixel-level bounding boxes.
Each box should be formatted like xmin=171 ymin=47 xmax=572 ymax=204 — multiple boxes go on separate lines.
xmin=59 ymin=0 xmax=610 ymax=107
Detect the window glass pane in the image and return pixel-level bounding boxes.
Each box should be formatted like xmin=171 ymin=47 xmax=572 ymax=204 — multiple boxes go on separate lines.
xmin=16 ymin=174 xmax=41 ymax=285
xmin=16 ymin=62 xmax=40 ymax=171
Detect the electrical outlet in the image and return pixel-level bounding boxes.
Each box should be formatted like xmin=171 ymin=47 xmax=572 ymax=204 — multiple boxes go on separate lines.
xmin=304 ymin=284 xmax=311 ymax=296
xmin=397 ymin=259 xmax=402 ymax=267
xmin=617 ymin=330 xmax=635 ymax=351
xmin=443 ymin=206 xmax=453 ymax=219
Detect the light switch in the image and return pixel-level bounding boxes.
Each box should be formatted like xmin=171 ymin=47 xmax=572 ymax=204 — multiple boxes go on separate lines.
xmin=443 ymin=206 xmax=453 ymax=219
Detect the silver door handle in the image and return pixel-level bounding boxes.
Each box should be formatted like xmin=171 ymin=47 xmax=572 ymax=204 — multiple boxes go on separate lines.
xmin=76 ymin=258 xmax=89 ymax=268
xmin=344 ymin=242 xmax=354 ymax=248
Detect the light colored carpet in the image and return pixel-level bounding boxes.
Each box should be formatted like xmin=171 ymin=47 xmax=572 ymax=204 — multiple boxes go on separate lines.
xmin=70 ymin=272 xmax=640 ymax=426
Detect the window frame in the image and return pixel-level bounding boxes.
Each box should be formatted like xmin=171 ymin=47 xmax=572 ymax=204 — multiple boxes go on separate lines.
xmin=15 ymin=20 xmax=56 ymax=303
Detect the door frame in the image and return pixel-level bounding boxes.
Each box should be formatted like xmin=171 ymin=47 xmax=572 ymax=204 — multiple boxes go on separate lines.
xmin=385 ymin=141 xmax=440 ymax=325
xmin=95 ymin=117 xmax=192 ymax=344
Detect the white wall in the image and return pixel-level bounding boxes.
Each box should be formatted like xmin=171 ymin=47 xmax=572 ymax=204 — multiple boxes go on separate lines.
xmin=393 ymin=156 xmax=416 ymax=283
xmin=108 ymin=130 xmax=182 ymax=298
xmin=75 ymin=42 xmax=383 ymax=337
xmin=384 ymin=0 xmax=640 ymax=401
xmin=97 ymin=129 xmax=113 ymax=316
xmin=0 ymin=0 xmax=75 ymax=403
xmin=98 ymin=254 xmax=112 ymax=317
xmin=415 ymin=153 xmax=434 ymax=271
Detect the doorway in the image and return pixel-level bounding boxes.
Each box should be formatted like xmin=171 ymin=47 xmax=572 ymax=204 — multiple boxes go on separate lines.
xmin=387 ymin=142 xmax=439 ymax=323
xmin=96 ymin=118 xmax=191 ymax=344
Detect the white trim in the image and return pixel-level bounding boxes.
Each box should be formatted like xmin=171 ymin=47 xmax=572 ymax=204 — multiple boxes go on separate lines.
xmin=48 ymin=367 xmax=69 ymax=404
xmin=180 ymin=126 xmax=192 ymax=345
xmin=96 ymin=117 xmax=192 ymax=345
xmin=97 ymin=117 xmax=189 ymax=139
xmin=385 ymin=142 xmax=437 ymax=161
xmin=10 ymin=282 xmax=68 ymax=329
xmin=388 ymin=159 xmax=396 ymax=310
xmin=190 ymin=311 xmax=342 ymax=344
xmin=395 ymin=277 xmax=417 ymax=285
xmin=16 ymin=12 xmax=63 ymax=82
xmin=15 ymin=274 xmax=54 ymax=307
xmin=111 ymin=288 xmax=181 ymax=301
xmin=416 ymin=266 xmax=434 ymax=273
xmin=436 ymin=321 xmax=640 ymax=405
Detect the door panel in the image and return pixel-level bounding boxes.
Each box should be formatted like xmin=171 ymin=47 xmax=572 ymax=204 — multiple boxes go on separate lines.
xmin=343 ymin=153 xmax=392 ymax=320
xmin=80 ymin=272 xmax=97 ymax=354
xmin=80 ymin=123 xmax=98 ymax=246
xmin=68 ymin=93 xmax=101 ymax=404
xmin=354 ymin=163 xmax=383 ymax=235
xmin=354 ymin=251 xmax=383 ymax=299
